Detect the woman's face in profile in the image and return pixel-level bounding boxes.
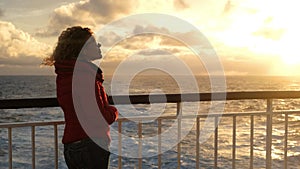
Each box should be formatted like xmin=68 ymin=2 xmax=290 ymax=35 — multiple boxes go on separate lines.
xmin=81 ymin=36 xmax=102 ymax=61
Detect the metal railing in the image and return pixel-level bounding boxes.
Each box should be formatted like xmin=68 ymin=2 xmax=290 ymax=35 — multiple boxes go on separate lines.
xmin=1 ymin=91 xmax=300 ymax=169
xmin=0 ymin=121 xmax=64 ymax=169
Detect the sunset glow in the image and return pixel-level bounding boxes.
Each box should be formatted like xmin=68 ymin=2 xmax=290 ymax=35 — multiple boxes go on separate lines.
xmin=0 ymin=0 xmax=299 ymax=75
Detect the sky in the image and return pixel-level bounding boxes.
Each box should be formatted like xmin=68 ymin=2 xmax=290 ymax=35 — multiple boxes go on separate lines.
xmin=0 ymin=0 xmax=300 ymax=76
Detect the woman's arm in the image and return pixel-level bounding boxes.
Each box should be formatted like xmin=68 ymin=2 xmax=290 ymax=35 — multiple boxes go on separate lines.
xmin=95 ymin=81 xmax=118 ymax=125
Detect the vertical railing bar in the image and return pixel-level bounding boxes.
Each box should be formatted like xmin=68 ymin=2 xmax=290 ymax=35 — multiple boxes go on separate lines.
xmin=158 ymin=119 xmax=162 ymax=169
xmin=31 ymin=126 xmax=36 ymax=169
xmin=250 ymin=115 xmax=254 ymax=169
xmin=266 ymin=99 xmax=273 ymax=169
xmin=232 ymin=116 xmax=236 ymax=169
xmin=196 ymin=117 xmax=200 ymax=169
xmin=8 ymin=127 xmax=12 ymax=169
xmin=177 ymin=102 xmax=182 ymax=169
xmin=284 ymin=113 xmax=288 ymax=169
xmin=214 ymin=116 xmax=218 ymax=169
xmin=3 ymin=93 xmax=299 ymax=169
xmin=138 ymin=122 xmax=142 ymax=169
xmin=54 ymin=124 xmax=58 ymax=169
xmin=118 ymin=121 xmax=122 ymax=169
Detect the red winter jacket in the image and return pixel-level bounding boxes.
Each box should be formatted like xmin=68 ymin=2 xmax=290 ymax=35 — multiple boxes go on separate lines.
xmin=55 ymin=59 xmax=118 ymax=144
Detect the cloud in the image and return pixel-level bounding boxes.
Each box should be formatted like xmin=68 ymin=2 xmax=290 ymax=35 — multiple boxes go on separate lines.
xmin=160 ymin=37 xmax=183 ymax=46
xmin=0 ymin=21 xmax=51 ymax=67
xmin=100 ymin=33 xmax=155 ymax=54
xmin=120 ymin=36 xmax=154 ymax=50
xmin=133 ymin=25 xmax=170 ymax=35
xmin=102 ymin=34 xmax=156 ymax=61
xmin=252 ymin=17 xmax=285 ymax=40
xmin=132 ymin=25 xmax=209 ymax=47
xmin=97 ymin=25 xmax=169 ymax=48
xmin=137 ymin=49 xmax=171 ymax=56
xmin=98 ymin=31 xmax=123 ymax=46
xmin=221 ymin=57 xmax=272 ymax=75
xmin=252 ymin=28 xmax=285 ymax=40
xmin=173 ymin=0 xmax=189 ymax=10
xmin=36 ymin=0 xmax=137 ymax=37
xmin=0 ymin=9 xmax=4 ymax=17
xmin=223 ymin=0 xmax=233 ymax=14
xmin=99 ymin=24 xmax=214 ymax=62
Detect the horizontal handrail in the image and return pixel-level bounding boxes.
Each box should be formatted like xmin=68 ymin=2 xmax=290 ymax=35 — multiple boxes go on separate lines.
xmin=0 ymin=120 xmax=65 ymax=128
xmin=1 ymin=91 xmax=300 ymax=109
xmin=1 ymin=91 xmax=300 ymax=169
xmin=1 ymin=109 xmax=300 ymax=127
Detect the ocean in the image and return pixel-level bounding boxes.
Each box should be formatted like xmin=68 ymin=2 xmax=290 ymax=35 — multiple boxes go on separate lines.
xmin=1 ymin=75 xmax=300 ymax=168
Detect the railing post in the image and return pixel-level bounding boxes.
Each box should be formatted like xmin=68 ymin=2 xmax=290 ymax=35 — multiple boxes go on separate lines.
xmin=177 ymin=102 xmax=182 ymax=169
xmin=54 ymin=124 xmax=58 ymax=169
xmin=250 ymin=115 xmax=254 ymax=169
xmin=158 ymin=119 xmax=162 ymax=169
xmin=8 ymin=127 xmax=12 ymax=169
xmin=196 ymin=117 xmax=200 ymax=169
xmin=214 ymin=116 xmax=218 ymax=169
xmin=266 ymin=99 xmax=273 ymax=169
xmin=284 ymin=113 xmax=288 ymax=169
xmin=118 ymin=121 xmax=122 ymax=169
xmin=31 ymin=126 xmax=35 ymax=169
xmin=232 ymin=116 xmax=236 ymax=169
xmin=138 ymin=122 xmax=142 ymax=169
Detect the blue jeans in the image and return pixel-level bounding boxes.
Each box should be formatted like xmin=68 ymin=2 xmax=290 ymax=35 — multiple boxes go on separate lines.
xmin=64 ymin=138 xmax=110 ymax=169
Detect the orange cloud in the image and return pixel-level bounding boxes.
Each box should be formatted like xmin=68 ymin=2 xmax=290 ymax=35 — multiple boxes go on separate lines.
xmin=36 ymin=0 xmax=137 ymax=37
xmin=0 ymin=21 xmax=51 ymax=66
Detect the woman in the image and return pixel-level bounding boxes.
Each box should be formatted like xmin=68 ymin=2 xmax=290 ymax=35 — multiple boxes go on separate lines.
xmin=43 ymin=26 xmax=118 ymax=169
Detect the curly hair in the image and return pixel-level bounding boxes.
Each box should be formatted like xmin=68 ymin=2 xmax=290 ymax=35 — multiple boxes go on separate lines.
xmin=43 ymin=26 xmax=93 ymax=65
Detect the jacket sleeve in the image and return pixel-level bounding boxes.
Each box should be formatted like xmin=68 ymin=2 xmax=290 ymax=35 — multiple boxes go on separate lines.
xmin=95 ymin=81 xmax=118 ymax=125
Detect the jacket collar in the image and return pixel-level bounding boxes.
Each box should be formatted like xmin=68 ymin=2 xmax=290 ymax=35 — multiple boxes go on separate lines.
xmin=54 ymin=59 xmax=104 ymax=82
